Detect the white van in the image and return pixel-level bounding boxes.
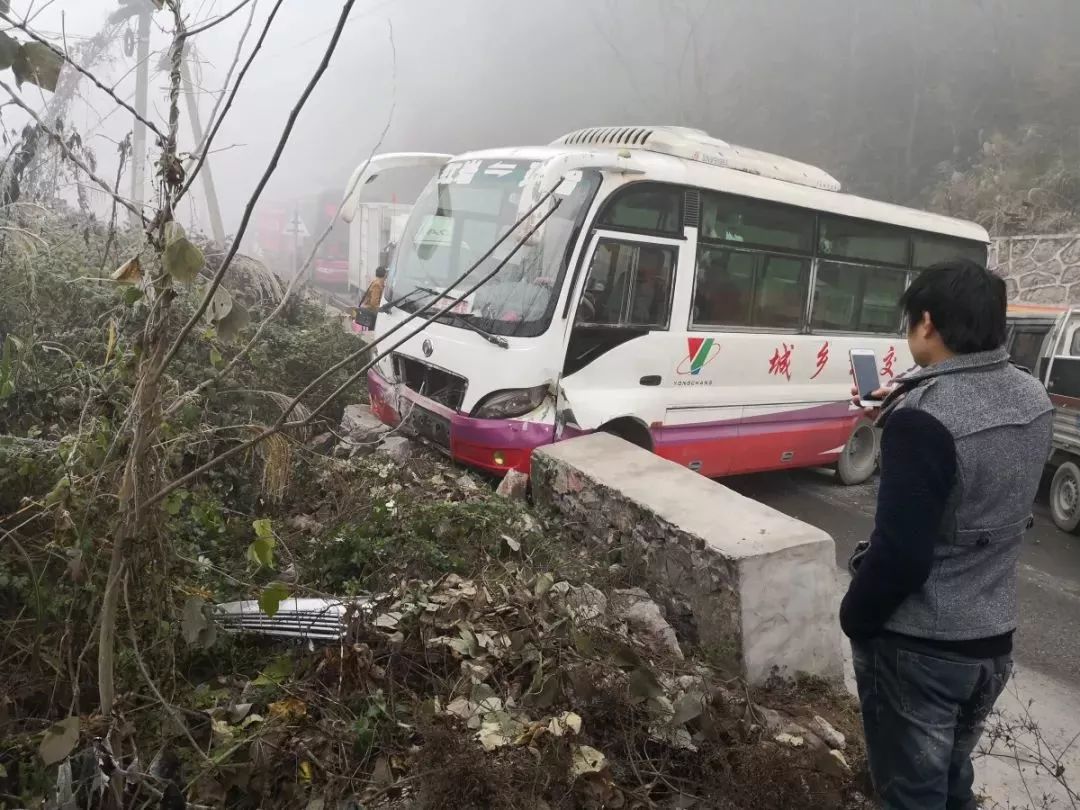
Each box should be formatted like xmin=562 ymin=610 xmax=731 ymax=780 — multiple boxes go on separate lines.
xmin=354 ymin=127 xmax=989 ymax=483
xmin=1004 ymin=304 xmax=1080 ymax=532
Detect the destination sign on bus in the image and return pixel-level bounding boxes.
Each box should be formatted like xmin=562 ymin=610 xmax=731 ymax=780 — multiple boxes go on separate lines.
xmin=415 ymin=214 xmax=453 ymax=247
xmin=436 ymin=159 xmax=540 ymax=188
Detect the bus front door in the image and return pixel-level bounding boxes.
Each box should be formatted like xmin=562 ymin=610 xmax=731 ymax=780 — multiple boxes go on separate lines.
xmin=558 ymin=230 xmax=688 ymax=455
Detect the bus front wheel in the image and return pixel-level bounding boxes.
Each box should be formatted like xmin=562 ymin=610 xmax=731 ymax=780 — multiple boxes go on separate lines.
xmin=836 ymin=419 xmax=878 ymax=486
xmin=599 ymin=418 xmax=653 ymax=452
xmin=1050 ymin=461 xmax=1080 ymax=534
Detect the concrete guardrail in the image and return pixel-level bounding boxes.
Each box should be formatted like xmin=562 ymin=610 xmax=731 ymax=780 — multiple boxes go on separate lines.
xmin=531 ymin=433 xmax=844 ymax=685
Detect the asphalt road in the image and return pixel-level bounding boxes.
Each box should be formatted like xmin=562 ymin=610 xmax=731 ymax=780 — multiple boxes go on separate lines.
xmin=727 ymin=468 xmax=1080 ymax=687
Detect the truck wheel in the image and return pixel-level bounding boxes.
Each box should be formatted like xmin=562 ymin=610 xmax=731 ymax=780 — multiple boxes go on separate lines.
xmin=1050 ymin=462 xmax=1080 ymax=534
xmin=836 ymin=419 xmax=878 ymax=486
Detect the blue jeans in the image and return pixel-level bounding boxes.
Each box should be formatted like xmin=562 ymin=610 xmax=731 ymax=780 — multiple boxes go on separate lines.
xmin=851 ymin=636 xmax=1012 ymax=810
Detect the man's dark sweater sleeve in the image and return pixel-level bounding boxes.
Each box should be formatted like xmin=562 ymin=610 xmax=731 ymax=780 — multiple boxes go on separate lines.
xmin=839 ymin=408 xmax=957 ymax=640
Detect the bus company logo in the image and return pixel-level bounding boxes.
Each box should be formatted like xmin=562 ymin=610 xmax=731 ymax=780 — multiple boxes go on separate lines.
xmin=676 ymin=338 xmax=721 ymax=377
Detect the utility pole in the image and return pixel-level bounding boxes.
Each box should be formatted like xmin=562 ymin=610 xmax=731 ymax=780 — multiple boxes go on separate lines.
xmin=181 ymin=53 xmax=226 ymax=244
xmin=128 ymin=4 xmax=152 ymax=227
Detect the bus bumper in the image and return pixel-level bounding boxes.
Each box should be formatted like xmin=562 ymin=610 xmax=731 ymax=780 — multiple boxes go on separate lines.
xmin=367 ymin=369 xmax=555 ymax=474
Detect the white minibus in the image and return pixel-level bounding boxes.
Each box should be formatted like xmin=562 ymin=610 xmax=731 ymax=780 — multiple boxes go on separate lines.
xmin=353 ymin=127 xmax=989 ymax=483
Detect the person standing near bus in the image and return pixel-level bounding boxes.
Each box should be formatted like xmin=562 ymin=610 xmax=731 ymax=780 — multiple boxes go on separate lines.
xmin=840 ymin=259 xmax=1053 ymax=810
xmin=354 ymin=266 xmax=386 ymax=333
xmin=361 ymin=266 xmax=387 ymax=310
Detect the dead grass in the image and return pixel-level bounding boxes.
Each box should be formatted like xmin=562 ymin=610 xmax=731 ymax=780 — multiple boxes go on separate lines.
xmin=1 ymin=436 xmax=868 ymax=809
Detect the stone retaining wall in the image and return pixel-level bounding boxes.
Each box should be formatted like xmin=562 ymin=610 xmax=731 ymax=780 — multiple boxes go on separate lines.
xmin=531 ymin=433 xmax=844 ymax=685
xmin=991 ymin=234 xmax=1080 ymax=304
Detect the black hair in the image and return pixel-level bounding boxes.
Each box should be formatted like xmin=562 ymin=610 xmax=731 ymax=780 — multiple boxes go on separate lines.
xmin=900 ymin=258 xmax=1006 ymax=354
xmin=375 ymin=265 xmax=387 ymax=278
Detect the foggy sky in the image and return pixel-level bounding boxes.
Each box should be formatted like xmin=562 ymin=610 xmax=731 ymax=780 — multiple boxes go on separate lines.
xmin=5 ymin=0 xmax=843 ymax=234
xmin=5 ymin=0 xmax=1078 ymax=239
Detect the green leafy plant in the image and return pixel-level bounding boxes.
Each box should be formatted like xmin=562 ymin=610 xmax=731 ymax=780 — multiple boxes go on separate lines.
xmin=248 ymin=518 xmax=276 ymax=569
xmin=0 ymin=334 xmax=23 ymax=401
xmin=162 ymin=221 xmax=205 ymax=282
xmin=258 ymin=581 xmax=290 ymax=618
xmin=351 ymin=690 xmax=393 ymax=760
xmin=0 ymin=24 xmax=62 ymax=92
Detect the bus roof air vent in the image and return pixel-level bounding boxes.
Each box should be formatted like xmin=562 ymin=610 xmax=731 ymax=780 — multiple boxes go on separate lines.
xmin=555 ymin=126 xmax=657 ymax=147
xmin=550 ymin=126 xmax=842 ymax=192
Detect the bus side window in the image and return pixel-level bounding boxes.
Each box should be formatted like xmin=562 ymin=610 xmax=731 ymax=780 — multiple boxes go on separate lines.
xmin=692 ymin=246 xmax=808 ymax=330
xmin=820 ymin=216 xmax=908 ymax=266
xmin=579 ymin=241 xmax=623 ymax=324
xmin=754 ymin=256 xmax=808 ymax=329
xmin=578 ymin=239 xmax=676 ymax=330
xmin=913 ymin=233 xmax=988 ymax=269
xmin=810 ymin=261 xmax=907 ymax=334
xmin=700 ymin=192 xmax=814 ymax=252
xmin=597 ymin=184 xmax=682 ymax=236
xmin=693 ymin=248 xmax=753 ymax=326
xmin=627 ymin=246 xmax=675 ymax=328
xmin=693 ymin=191 xmax=813 ymax=330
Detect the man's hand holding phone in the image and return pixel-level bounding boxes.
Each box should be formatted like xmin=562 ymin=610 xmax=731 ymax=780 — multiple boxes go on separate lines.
xmin=850 ymin=385 xmax=894 ymax=418
xmin=849 ymin=349 xmax=897 ymax=417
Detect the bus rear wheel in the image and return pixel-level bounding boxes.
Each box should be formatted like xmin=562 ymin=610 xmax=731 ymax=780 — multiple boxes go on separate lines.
xmin=1050 ymin=462 xmax=1080 ymax=534
xmin=836 ymin=419 xmax=878 ymax=486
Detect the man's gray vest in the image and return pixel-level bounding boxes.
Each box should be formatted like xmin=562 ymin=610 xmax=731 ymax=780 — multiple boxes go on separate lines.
xmin=882 ymin=348 xmax=1053 ymax=641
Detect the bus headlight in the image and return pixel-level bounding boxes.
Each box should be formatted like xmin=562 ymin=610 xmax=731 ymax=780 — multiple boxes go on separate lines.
xmin=471 ymin=385 xmax=549 ymax=420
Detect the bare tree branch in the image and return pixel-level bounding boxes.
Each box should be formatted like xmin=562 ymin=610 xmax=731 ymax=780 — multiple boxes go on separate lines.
xmin=188 ymin=0 xmax=258 ymax=167
xmin=100 ymin=133 xmax=132 ymax=274
xmin=147 ymin=192 xmax=562 ymax=509
xmin=0 ymin=79 xmax=146 ymax=223
xmin=175 ymin=0 xmax=287 ymax=204
xmin=157 ymin=0 xmax=357 ymax=378
xmin=180 ymin=0 xmax=255 ymax=40
xmin=97 ymin=0 xmax=191 ymax=720
xmin=122 ymin=575 xmax=212 ymax=765
xmin=285 ymin=202 xmax=562 ymax=428
xmin=165 ymin=8 xmax=186 ymax=181
xmin=164 ymin=18 xmax=398 ymax=416
xmin=0 ymin=11 xmax=168 ymax=144
xmin=24 ymin=0 xmax=63 ymax=27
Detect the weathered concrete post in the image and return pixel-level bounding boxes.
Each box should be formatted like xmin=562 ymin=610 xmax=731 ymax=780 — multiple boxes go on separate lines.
xmin=531 ymin=433 xmax=844 ymax=685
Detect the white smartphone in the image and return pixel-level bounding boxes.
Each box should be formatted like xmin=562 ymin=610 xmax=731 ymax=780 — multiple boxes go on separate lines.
xmin=850 ymin=349 xmax=884 ymax=408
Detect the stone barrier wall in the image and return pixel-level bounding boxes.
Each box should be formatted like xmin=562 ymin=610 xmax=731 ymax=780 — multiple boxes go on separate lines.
xmin=531 ymin=433 xmax=844 ymax=685
xmin=991 ymin=235 xmax=1080 ymax=305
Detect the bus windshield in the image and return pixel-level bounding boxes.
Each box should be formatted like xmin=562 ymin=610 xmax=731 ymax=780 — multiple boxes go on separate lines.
xmin=391 ymin=159 xmax=600 ymax=337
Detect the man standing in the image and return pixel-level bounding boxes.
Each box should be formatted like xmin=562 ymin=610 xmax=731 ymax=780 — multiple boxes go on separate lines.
xmin=840 ymin=259 xmax=1053 ymax=809
xmin=354 ymin=266 xmax=387 ymax=333
xmin=360 ymin=265 xmax=387 ymax=311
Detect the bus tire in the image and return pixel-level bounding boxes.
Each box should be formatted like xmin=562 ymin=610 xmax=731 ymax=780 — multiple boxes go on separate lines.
xmin=600 ymin=418 xmax=653 ymax=452
xmin=1050 ymin=461 xmax=1080 ymax=534
xmin=836 ymin=419 xmax=878 ymax=486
